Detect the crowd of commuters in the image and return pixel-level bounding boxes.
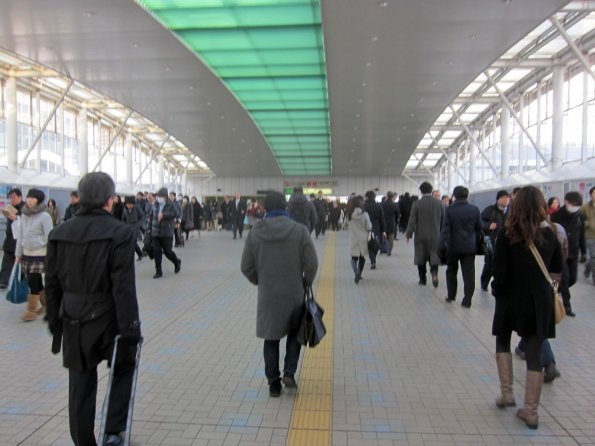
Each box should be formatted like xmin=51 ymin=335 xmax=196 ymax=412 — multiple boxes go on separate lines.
xmin=1 ymin=174 xmax=593 ymax=441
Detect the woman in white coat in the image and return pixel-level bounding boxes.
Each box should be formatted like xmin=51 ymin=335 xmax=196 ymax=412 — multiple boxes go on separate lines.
xmin=348 ymin=195 xmax=372 ymax=283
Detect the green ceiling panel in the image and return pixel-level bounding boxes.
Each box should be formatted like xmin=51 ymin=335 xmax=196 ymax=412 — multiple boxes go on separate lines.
xmin=140 ymin=0 xmax=330 ymax=175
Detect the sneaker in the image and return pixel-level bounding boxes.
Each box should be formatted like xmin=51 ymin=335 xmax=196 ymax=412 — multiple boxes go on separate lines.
xmin=445 ymin=297 xmax=455 ymax=303
xmin=175 ymin=259 xmax=182 ymax=274
xmin=543 ymin=363 xmax=561 ymax=383
xmin=282 ymin=373 xmax=298 ymax=388
xmin=269 ymin=379 xmax=282 ymax=397
xmin=371 ymin=263 xmax=376 ymax=270
xmin=514 ymin=346 xmax=526 ymax=361
xmin=104 ymin=433 xmax=123 ymax=446
xmin=355 ymin=271 xmax=361 ymax=284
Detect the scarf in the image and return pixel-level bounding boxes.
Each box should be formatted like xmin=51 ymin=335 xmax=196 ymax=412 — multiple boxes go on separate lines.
xmin=264 ymin=209 xmax=288 ymax=219
xmin=22 ymin=203 xmax=48 ymax=216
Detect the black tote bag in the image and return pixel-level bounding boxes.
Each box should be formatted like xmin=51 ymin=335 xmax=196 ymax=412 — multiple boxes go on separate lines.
xmin=297 ymin=285 xmax=327 ymax=348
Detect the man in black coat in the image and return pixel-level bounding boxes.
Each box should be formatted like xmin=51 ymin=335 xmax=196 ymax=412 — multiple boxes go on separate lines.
xmin=439 ymin=186 xmax=483 ymax=308
xmin=63 ymin=190 xmax=81 ymax=221
xmin=228 ymin=191 xmax=247 ymax=239
xmin=313 ymin=190 xmax=329 ymax=238
xmin=364 ymin=190 xmax=386 ymax=269
xmin=45 ymin=172 xmax=141 ymax=446
xmin=0 ymin=188 xmax=24 ymax=288
xmin=287 ymin=186 xmax=317 ymax=233
xmin=552 ymin=191 xmax=587 ymax=317
xmin=148 ymin=187 xmax=182 ymax=278
xmin=480 ymin=190 xmax=510 ymax=291
xmin=381 ymin=191 xmax=400 ymax=256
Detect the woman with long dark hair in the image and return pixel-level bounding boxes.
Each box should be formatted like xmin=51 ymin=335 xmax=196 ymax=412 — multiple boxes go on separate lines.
xmin=491 ymin=186 xmax=563 ymax=429
xmin=347 ymin=196 xmax=372 ymax=283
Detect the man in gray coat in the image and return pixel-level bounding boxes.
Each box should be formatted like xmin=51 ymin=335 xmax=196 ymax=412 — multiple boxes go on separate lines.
xmin=405 ymin=182 xmax=444 ymax=287
xmin=241 ymin=191 xmax=318 ymax=397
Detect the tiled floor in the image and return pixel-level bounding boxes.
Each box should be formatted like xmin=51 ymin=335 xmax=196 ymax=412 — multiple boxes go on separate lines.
xmin=1 ymin=230 xmax=594 ymax=446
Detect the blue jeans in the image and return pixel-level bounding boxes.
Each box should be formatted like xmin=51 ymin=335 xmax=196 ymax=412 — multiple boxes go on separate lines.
xmin=518 ymin=337 xmax=555 ymax=367
xmin=263 ymin=331 xmax=301 ymax=385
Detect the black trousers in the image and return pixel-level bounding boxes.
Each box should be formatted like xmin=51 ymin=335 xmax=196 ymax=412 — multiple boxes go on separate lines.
xmin=152 ymin=236 xmax=179 ymax=273
xmin=418 ymin=263 xmax=438 ymax=282
xmin=559 ymin=257 xmax=578 ymax=310
xmin=134 ymin=242 xmax=143 ymax=258
xmin=496 ymin=332 xmax=542 ymax=372
xmin=0 ymin=250 xmax=15 ymax=286
xmin=263 ymin=331 xmax=301 ymax=385
xmin=446 ymin=253 xmax=476 ymax=303
xmin=480 ymin=254 xmax=494 ymax=289
xmin=68 ymin=344 xmax=136 ymax=446
xmin=232 ymin=218 xmax=244 ymax=238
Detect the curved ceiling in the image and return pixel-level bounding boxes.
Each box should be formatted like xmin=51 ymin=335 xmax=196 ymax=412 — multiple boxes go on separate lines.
xmin=0 ymin=0 xmax=569 ymax=177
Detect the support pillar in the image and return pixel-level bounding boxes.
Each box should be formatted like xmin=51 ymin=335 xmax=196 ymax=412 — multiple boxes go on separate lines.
xmin=158 ymin=156 xmax=165 ymax=189
xmin=551 ymin=65 xmax=564 ymax=170
xmin=447 ymin=152 xmax=454 ymax=192
xmin=500 ymin=106 xmax=510 ymax=179
xmin=536 ymin=82 xmax=542 ymax=169
xmin=582 ymin=70 xmax=589 ymax=163
xmin=59 ymin=104 xmax=65 ymax=176
xmin=469 ymin=133 xmax=477 ymax=185
xmin=6 ymin=77 xmax=17 ymax=173
xmin=125 ymin=133 xmax=133 ymax=186
xmin=78 ymin=109 xmax=88 ymax=175
xmin=182 ymin=171 xmax=188 ymax=195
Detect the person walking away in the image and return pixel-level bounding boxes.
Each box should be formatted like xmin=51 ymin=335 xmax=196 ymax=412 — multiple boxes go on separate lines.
xmin=551 ymin=191 xmax=586 ymax=317
xmin=313 ymin=190 xmax=329 ymax=239
xmin=241 ymin=191 xmax=318 ymax=397
xmin=364 ymin=191 xmax=386 ymax=268
xmin=191 ymin=196 xmax=202 ymax=236
xmin=0 ymin=188 xmax=24 ymax=289
xmin=228 ymin=192 xmax=247 ymax=239
xmin=480 ymin=190 xmax=510 ymax=291
xmin=181 ymin=196 xmax=194 ymax=241
xmin=405 ymin=182 xmax=444 ymax=287
xmin=381 ymin=192 xmax=399 ymax=256
xmin=398 ymin=193 xmax=411 ymax=233
xmin=63 ymin=190 xmax=80 ymax=221
xmin=581 ymin=186 xmax=595 ymax=285
xmin=148 ymin=188 xmax=181 ymax=279
xmin=347 ymin=196 xmax=372 ymax=283
xmin=45 ymin=172 xmax=141 ymax=446
xmin=15 ymin=188 xmax=53 ymax=321
xmin=287 ymin=186 xmax=317 ymax=234
xmin=438 ymin=186 xmax=482 ymax=308
xmin=491 ymin=186 xmax=563 ymax=430
xmin=47 ymin=199 xmax=61 ymax=226
xmin=122 ymin=196 xmax=146 ymax=261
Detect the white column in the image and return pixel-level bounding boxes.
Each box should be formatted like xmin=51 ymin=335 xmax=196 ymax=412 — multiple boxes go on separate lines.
xmin=182 ymin=170 xmax=188 ymax=195
xmin=59 ymin=104 xmax=65 ymax=176
xmin=536 ymin=82 xmax=542 ymax=169
xmin=582 ymin=70 xmax=589 ymax=163
xmin=469 ymin=133 xmax=477 ymax=185
xmin=551 ymin=65 xmax=564 ymax=170
xmin=78 ymin=109 xmax=88 ymax=175
xmin=519 ymin=95 xmax=525 ymax=172
xmin=158 ymin=156 xmax=165 ymax=189
xmin=6 ymin=77 xmax=17 ymax=173
xmin=500 ymin=106 xmax=510 ymax=179
xmin=125 ymin=133 xmax=133 ymax=185
xmin=35 ymin=92 xmax=41 ymax=173
xmin=447 ymin=151 xmax=454 ymax=192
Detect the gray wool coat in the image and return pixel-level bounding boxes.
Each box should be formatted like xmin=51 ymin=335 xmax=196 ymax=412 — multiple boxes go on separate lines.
xmin=241 ymin=216 xmax=318 ymax=340
xmin=405 ymin=195 xmax=444 ymax=266
xmin=349 ymin=208 xmax=372 ymax=257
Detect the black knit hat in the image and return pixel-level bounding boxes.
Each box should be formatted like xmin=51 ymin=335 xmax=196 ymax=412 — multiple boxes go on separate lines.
xmin=125 ymin=196 xmax=136 ymax=205
xmin=27 ymin=188 xmax=45 ymax=204
xmin=156 ymin=187 xmax=169 ymax=198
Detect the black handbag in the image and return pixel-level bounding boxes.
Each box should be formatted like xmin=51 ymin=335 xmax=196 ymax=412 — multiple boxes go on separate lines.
xmin=297 ymin=285 xmax=326 ymax=348
xmin=476 ymin=232 xmax=494 ymax=256
xmin=367 ymin=232 xmax=379 ymax=255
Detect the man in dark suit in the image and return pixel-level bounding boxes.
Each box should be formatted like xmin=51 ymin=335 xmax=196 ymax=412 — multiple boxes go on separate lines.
xmin=45 ymin=172 xmax=141 ymax=446
xmin=228 ymin=191 xmax=247 ymax=239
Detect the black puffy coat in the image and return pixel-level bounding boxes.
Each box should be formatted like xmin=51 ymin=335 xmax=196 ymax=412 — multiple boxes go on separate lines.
xmin=45 ymin=209 xmax=141 ymax=371
xmin=2 ymin=201 xmax=24 ymax=253
xmin=491 ymin=227 xmax=563 ymax=341
xmin=552 ymin=206 xmax=586 ymax=260
xmin=381 ymin=199 xmax=399 ymax=235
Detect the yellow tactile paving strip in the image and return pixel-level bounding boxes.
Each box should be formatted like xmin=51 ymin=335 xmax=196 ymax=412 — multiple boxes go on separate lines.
xmin=287 ymin=233 xmax=335 ymax=446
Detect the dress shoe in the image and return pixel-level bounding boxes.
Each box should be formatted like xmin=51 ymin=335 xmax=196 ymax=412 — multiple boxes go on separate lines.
xmin=565 ymin=307 xmax=576 ymax=317
xmin=418 ymin=279 xmax=426 ymax=286
xmin=543 ymin=363 xmax=561 ymax=383
xmin=514 ymin=346 xmax=526 ymax=361
xmin=282 ymin=373 xmax=298 ymax=388
xmin=461 ymin=300 xmax=471 ymax=308
xmin=269 ymin=379 xmax=282 ymax=397
xmin=104 ymin=433 xmax=123 ymax=446
xmin=431 ymin=274 xmax=439 ymax=288
xmin=445 ymin=297 xmax=455 ymax=303
xmin=370 ymin=263 xmax=376 ymax=270
xmin=175 ymin=259 xmax=182 ymax=274
xmin=153 ymin=272 xmax=162 ymax=279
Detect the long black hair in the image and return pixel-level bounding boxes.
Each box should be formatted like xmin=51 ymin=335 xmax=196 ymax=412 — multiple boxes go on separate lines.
xmin=346 ymin=195 xmax=364 ymax=221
